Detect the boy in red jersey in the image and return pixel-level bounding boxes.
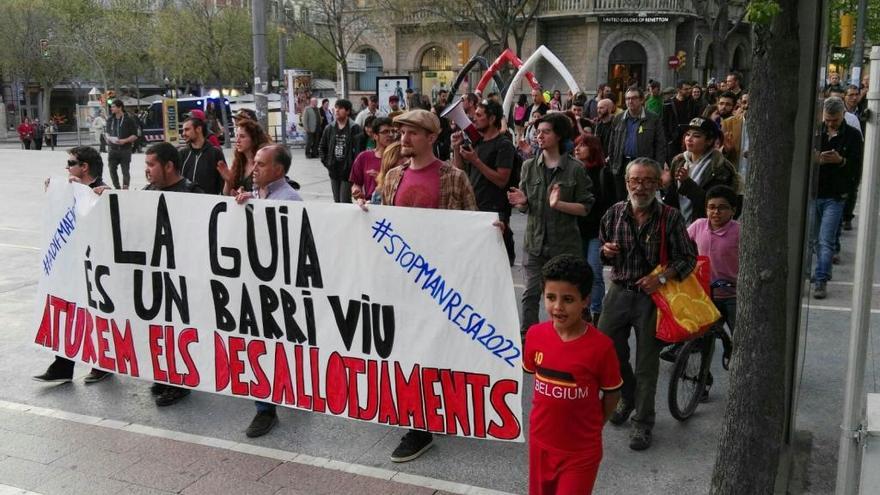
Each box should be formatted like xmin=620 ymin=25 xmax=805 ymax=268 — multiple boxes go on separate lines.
xmin=523 ymin=254 xmax=623 ymax=495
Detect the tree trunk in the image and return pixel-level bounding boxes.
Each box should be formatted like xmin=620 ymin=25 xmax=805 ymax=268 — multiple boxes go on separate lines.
xmin=710 ymin=1 xmax=801 ymax=493
xmin=40 ymin=85 xmax=52 ymax=123
xmin=340 ymin=59 xmax=349 ymax=99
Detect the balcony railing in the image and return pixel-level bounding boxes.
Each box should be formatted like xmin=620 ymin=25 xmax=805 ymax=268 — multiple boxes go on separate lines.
xmin=395 ymin=0 xmax=704 ymax=25
xmin=541 ymin=0 xmax=696 ymax=16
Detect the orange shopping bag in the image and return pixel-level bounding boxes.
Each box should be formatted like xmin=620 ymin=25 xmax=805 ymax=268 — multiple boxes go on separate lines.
xmin=650 ymin=207 xmax=720 ymax=343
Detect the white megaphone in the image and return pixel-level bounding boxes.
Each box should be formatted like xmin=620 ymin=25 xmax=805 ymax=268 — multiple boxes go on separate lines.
xmin=440 ymin=98 xmax=481 ymax=144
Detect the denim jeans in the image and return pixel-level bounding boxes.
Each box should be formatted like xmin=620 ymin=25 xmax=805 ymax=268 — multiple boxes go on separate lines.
xmin=810 ymin=198 xmax=845 ymax=282
xmin=330 ymin=179 xmax=352 ymax=203
xmin=714 ymin=297 xmax=737 ymax=334
xmin=584 ymin=238 xmax=605 ymax=314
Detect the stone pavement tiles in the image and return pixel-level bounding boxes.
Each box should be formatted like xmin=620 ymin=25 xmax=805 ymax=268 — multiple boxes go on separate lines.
xmin=0 ymin=403 xmax=507 ymax=495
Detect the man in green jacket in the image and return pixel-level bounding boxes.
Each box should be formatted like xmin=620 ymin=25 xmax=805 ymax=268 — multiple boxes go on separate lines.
xmin=508 ymin=112 xmax=595 ymax=338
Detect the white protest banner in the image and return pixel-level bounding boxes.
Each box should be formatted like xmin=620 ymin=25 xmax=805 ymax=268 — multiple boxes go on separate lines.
xmin=33 ymin=181 xmax=524 ymax=441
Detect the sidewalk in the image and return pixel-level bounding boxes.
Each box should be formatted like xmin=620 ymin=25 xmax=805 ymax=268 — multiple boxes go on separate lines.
xmin=0 ymin=400 xmax=507 ymax=495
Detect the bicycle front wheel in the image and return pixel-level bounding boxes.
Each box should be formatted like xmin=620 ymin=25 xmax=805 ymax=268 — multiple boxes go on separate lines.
xmin=668 ymin=338 xmax=712 ymax=421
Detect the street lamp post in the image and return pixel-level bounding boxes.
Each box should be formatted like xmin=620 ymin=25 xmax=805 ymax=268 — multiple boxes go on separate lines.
xmin=252 ymin=0 xmax=269 ymax=132
xmin=278 ymin=22 xmax=288 ymax=146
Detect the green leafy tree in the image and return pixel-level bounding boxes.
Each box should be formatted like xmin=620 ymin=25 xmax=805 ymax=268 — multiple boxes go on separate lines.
xmin=268 ymin=30 xmax=337 ymax=80
xmin=826 ymin=0 xmax=880 ymax=71
xmin=283 ymin=0 xmax=372 ymax=98
xmin=96 ymin=0 xmax=156 ymax=97
xmin=387 ymin=0 xmax=542 ymax=57
xmin=0 ymin=0 xmax=78 ymax=122
xmin=692 ymin=0 xmax=750 ymax=81
xmin=150 ymin=1 xmax=253 ymax=92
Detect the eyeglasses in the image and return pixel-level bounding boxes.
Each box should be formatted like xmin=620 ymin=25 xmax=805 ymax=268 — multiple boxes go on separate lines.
xmin=66 ymin=160 xmax=82 ymax=168
xmin=625 ymin=177 xmax=658 ymax=187
xmin=707 ymin=204 xmax=732 ymax=212
xmin=378 ymin=129 xmax=398 ymax=136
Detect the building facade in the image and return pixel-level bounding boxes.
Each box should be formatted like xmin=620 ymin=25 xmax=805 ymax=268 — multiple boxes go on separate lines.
xmin=348 ymin=1 xmax=751 ymax=104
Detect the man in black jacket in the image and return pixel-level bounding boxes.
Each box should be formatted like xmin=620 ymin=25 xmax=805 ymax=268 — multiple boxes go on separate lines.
xmin=607 ymin=87 xmax=667 ymax=202
xmin=179 ymin=117 xmax=226 ymax=195
xmin=812 ymin=97 xmax=862 ymax=299
xmin=106 ymin=100 xmax=139 ymax=189
xmin=143 ymin=142 xmax=205 ymax=405
xmin=662 ymin=81 xmax=699 ymax=164
xmin=319 ymin=99 xmax=362 ymax=203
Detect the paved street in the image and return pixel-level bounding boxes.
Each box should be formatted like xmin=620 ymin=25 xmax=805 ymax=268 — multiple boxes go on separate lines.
xmin=0 ymin=146 xmax=878 ymax=494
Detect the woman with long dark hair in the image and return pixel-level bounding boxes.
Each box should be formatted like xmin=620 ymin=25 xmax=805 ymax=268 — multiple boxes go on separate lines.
xmin=222 ymin=119 xmax=271 ymax=195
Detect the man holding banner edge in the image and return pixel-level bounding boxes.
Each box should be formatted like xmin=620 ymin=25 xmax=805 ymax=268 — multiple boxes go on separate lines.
xmin=374 ymin=108 xmax=479 ymax=462
xmin=234 ymin=143 xmax=303 ymax=437
xmin=33 ymin=146 xmax=111 ymax=385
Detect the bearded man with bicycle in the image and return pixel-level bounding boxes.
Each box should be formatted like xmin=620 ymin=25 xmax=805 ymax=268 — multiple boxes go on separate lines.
xmin=597 ymin=157 xmax=697 ymax=451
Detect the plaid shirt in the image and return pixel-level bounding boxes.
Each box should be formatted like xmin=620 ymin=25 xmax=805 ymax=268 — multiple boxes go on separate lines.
xmin=599 ymin=199 xmax=696 ymax=283
xmin=381 ymin=160 xmax=477 ymax=211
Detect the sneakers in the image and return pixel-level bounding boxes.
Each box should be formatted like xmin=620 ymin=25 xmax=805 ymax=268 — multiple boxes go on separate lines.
xmin=150 ymin=383 xmax=165 ymax=395
xmin=155 ymin=386 xmax=190 ymax=407
xmin=245 ymin=411 xmax=279 ymax=438
xmin=609 ymin=400 xmax=634 ymax=426
xmin=83 ymin=369 xmax=111 ymax=384
xmin=629 ymin=426 xmax=653 ymax=451
xmin=813 ymin=281 xmax=827 ymax=300
xmin=32 ymin=368 xmax=73 ymax=384
xmin=390 ymin=430 xmax=434 ymax=463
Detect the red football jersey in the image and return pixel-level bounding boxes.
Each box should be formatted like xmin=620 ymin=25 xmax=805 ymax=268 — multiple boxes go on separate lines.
xmin=523 ymin=321 xmax=623 ymax=454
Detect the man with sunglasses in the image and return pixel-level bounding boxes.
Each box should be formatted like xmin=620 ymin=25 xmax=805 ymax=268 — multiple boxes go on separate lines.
xmin=598 ymin=157 xmax=696 ymax=451
xmin=34 ymin=147 xmax=111 ymax=384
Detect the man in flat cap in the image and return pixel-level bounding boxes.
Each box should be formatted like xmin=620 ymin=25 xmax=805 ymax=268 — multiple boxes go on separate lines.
xmin=374 ymin=109 xmax=476 ymax=462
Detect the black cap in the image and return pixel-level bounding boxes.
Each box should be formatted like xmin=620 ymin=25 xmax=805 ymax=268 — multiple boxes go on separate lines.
xmin=681 ymin=117 xmax=719 ymax=140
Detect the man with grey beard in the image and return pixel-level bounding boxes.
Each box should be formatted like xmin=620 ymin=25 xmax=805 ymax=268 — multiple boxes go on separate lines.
xmin=597 ymin=157 xmax=696 ymax=451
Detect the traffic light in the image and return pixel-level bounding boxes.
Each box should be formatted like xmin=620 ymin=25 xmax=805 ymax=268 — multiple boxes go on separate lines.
xmin=457 ymin=40 xmax=470 ymax=66
xmin=840 ymin=13 xmax=854 ymax=48
xmin=39 ymin=39 xmax=49 ymax=59
xmin=105 ymin=90 xmax=116 ymax=106
xmin=676 ymin=50 xmax=687 ymax=70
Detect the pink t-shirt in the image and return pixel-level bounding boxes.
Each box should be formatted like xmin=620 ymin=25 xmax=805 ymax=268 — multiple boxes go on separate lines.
xmin=393 ymin=160 xmax=442 ymax=209
xmin=349 ymin=150 xmax=382 ymax=199
xmin=687 ymin=218 xmax=739 ymax=298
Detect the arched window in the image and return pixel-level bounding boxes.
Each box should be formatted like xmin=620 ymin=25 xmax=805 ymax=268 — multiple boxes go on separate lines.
xmin=419 ymin=46 xmax=454 ymax=102
xmin=732 ymin=45 xmax=749 ymax=87
xmin=607 ymin=40 xmax=647 ymax=106
xmin=356 ymin=48 xmax=383 ymax=92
